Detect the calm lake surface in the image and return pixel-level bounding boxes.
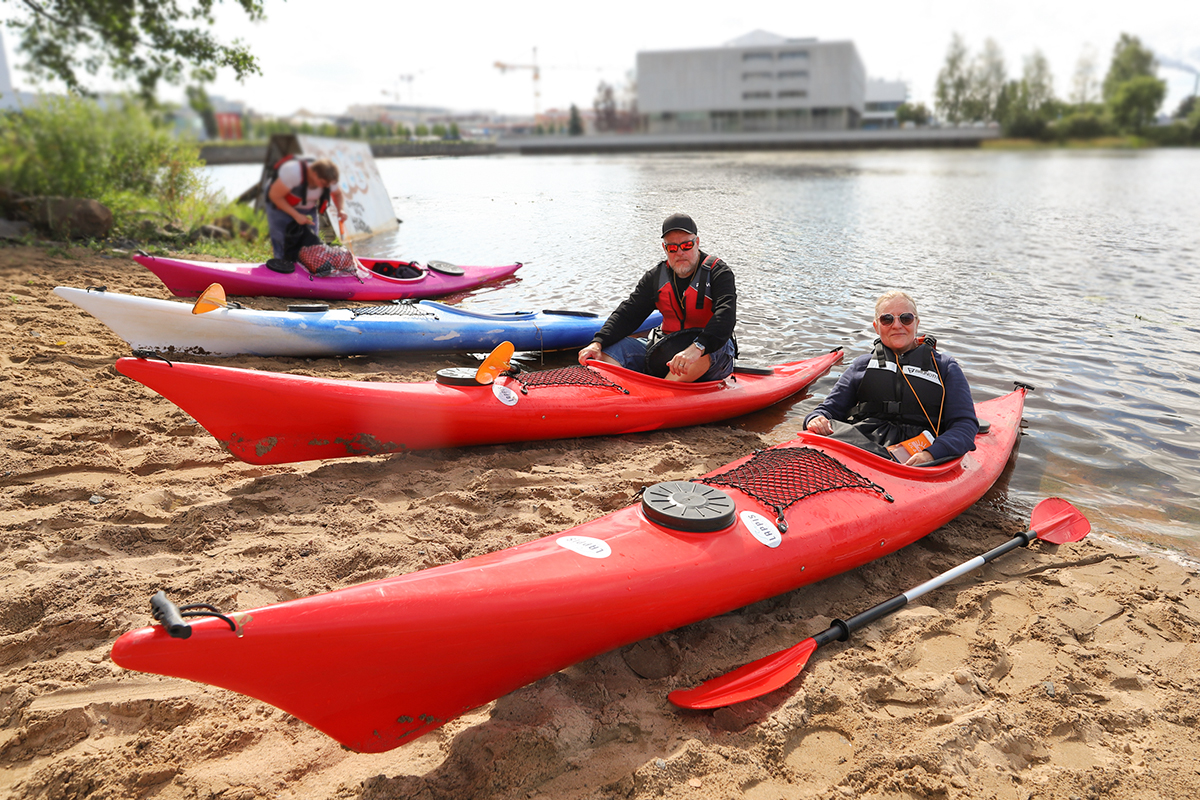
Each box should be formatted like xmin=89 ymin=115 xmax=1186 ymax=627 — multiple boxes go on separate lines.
xmin=208 ymin=149 xmax=1200 ymax=560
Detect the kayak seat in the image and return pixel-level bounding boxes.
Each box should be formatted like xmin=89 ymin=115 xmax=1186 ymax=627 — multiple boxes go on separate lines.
xmin=370 ymin=262 xmax=423 ymax=280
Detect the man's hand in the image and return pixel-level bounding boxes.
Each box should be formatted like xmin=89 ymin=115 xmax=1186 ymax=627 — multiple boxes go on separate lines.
xmin=578 ymin=342 xmax=603 ymax=366
xmin=668 ymin=343 xmax=703 ymax=376
xmin=805 ymin=415 xmax=834 ymax=435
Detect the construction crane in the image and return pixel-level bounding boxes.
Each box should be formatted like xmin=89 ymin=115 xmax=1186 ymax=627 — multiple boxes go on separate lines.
xmin=494 ymin=48 xmax=542 ymax=119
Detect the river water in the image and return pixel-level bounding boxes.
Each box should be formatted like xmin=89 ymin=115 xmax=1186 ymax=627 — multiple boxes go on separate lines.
xmin=206 ymin=149 xmax=1200 ymax=560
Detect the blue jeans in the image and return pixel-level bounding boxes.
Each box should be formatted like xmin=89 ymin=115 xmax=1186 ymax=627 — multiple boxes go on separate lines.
xmin=603 ymin=335 xmax=736 ymax=382
xmin=267 ymin=204 xmax=318 ymax=259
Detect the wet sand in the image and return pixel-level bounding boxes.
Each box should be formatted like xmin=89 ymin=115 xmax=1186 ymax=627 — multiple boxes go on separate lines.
xmin=2 ymin=244 xmax=1199 ymax=799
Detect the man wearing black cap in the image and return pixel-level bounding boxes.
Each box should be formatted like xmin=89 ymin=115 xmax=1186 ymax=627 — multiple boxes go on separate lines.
xmin=579 ymin=213 xmax=737 ymax=382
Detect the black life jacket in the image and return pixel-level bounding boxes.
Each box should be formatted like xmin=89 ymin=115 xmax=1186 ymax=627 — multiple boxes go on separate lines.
xmin=847 ymin=336 xmax=945 ymax=434
xmin=653 ymin=255 xmax=720 ymax=334
xmin=267 ymin=155 xmax=331 ymax=213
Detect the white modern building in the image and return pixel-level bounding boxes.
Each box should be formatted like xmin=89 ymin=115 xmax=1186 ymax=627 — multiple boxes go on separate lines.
xmin=863 ymin=78 xmax=909 ymax=128
xmin=636 ymin=30 xmax=866 ymax=134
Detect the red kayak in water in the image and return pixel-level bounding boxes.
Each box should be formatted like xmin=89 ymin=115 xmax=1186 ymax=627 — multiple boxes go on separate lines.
xmin=133 ymin=253 xmax=522 ymax=300
xmin=115 ymin=349 xmax=845 ymax=464
xmin=110 ymin=386 xmax=1027 ymax=753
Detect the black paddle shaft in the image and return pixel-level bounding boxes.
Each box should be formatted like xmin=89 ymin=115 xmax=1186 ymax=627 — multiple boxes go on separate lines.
xmin=813 ymin=530 xmax=1036 ymax=648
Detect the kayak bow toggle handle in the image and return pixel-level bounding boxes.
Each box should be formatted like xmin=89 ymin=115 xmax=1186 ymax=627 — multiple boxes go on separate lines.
xmin=150 ymin=590 xmax=238 ymax=639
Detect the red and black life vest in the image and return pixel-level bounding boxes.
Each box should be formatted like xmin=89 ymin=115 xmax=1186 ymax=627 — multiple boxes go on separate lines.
xmin=268 ymin=155 xmax=331 ymax=213
xmin=847 ymin=336 xmax=945 ymax=433
xmin=653 ymin=255 xmax=720 ymax=334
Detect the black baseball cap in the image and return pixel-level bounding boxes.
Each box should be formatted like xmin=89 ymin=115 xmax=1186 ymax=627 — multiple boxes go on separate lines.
xmin=662 ymin=213 xmax=698 ymax=237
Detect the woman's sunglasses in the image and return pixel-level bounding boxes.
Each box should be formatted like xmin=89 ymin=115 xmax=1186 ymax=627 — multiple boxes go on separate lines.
xmin=663 ymin=239 xmax=697 ymax=253
xmin=878 ymin=313 xmax=916 ymax=326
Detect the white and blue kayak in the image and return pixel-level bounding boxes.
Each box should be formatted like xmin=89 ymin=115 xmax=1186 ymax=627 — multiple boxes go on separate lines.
xmin=55 ymin=286 xmax=661 ymax=358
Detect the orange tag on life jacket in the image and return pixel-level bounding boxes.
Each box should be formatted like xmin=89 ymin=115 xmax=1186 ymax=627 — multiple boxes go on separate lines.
xmin=887 ymin=430 xmax=935 ymax=462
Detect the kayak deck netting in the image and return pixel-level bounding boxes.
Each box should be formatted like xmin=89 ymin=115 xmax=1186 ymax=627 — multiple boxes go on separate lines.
xmin=698 ymin=447 xmax=894 ymax=529
xmin=348 ymin=301 xmax=437 ymax=318
xmin=510 ymin=366 xmax=630 ymax=394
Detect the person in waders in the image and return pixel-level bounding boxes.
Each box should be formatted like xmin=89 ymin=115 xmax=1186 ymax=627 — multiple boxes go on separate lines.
xmin=803 ymin=290 xmax=978 ymax=465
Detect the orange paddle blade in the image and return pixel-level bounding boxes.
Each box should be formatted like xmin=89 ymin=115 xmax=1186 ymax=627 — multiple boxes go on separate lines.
xmin=475 ymin=342 xmax=515 ymax=385
xmin=668 ymin=638 xmax=818 ymax=709
xmin=191 ymin=283 xmax=227 ymax=315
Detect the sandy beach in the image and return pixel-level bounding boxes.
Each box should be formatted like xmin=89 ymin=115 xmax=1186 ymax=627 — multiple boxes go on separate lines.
xmin=2 ymin=243 xmax=1199 ymax=800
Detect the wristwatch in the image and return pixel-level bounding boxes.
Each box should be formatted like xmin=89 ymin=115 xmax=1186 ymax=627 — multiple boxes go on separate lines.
xmin=691 ymin=340 xmax=706 ymax=353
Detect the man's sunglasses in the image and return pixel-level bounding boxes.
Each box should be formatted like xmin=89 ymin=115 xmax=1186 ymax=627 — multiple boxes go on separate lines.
xmin=878 ymin=313 xmax=916 ymax=326
xmin=663 ymin=239 xmax=697 ymax=253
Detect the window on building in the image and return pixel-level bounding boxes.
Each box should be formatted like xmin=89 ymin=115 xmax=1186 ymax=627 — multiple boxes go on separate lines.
xmin=742 ymin=52 xmax=773 ymax=62
xmin=778 ymin=90 xmax=808 ymax=99
xmin=778 ymin=51 xmax=809 ymax=60
xmin=865 ymin=101 xmax=902 ymax=112
xmin=777 ymin=70 xmax=809 ymax=80
xmin=742 ymin=91 xmax=772 ymax=100
xmin=742 ymin=71 xmax=773 ymax=80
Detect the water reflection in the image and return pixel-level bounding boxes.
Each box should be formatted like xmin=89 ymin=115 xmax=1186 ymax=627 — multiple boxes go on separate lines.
xmin=206 ymin=149 xmax=1200 ymax=558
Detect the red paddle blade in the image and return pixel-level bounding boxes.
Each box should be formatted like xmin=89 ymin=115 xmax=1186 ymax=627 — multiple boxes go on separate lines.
xmin=1031 ymin=498 xmax=1090 ymax=544
xmin=668 ymin=638 xmax=818 ymax=709
xmin=475 ymin=341 xmax=515 ymax=385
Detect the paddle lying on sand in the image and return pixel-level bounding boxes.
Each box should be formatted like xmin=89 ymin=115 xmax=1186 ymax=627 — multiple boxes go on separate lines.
xmin=668 ymin=497 xmax=1091 ymax=709
xmin=191 ymin=283 xmax=228 ymax=314
xmin=476 ymin=341 xmax=516 ymax=384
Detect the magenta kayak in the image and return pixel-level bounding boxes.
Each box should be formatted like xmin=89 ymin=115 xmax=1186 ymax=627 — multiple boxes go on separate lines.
xmin=133 ymin=253 xmax=522 ymax=301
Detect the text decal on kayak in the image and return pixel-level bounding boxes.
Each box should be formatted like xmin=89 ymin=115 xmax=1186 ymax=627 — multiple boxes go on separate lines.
xmin=492 ymin=383 xmax=520 ymax=406
xmin=740 ymin=512 xmax=782 ymax=548
xmin=557 ymin=536 xmax=612 ymax=559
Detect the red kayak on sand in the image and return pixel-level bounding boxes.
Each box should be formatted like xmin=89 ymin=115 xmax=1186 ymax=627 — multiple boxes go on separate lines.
xmin=133 ymin=253 xmax=522 ymax=301
xmin=110 ymin=387 xmax=1028 ymax=753
xmin=114 ymin=349 xmax=845 ymax=465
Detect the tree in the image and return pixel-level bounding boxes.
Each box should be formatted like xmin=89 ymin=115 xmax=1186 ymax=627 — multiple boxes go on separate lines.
xmin=568 ymin=104 xmax=584 ymax=135
xmin=593 ymin=81 xmax=618 ymax=132
xmin=895 ymin=102 xmax=930 ymax=126
xmin=4 ymin=0 xmax=264 ymax=101
xmin=935 ymin=33 xmax=971 ymax=124
xmin=964 ymin=38 xmax=1006 ymax=122
xmin=1102 ymin=34 xmax=1157 ymax=102
xmin=185 ymin=84 xmax=218 ymax=139
xmin=1172 ymin=95 xmax=1196 ymax=120
xmin=1023 ymin=50 xmax=1054 ymax=110
xmin=1109 ymin=74 xmax=1167 ymax=132
xmin=1070 ymin=45 xmax=1100 ymax=104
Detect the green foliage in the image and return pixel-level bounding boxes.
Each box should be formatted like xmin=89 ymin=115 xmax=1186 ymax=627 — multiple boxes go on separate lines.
xmin=0 ymin=95 xmax=226 ymax=235
xmin=186 ymin=85 xmax=219 ymax=138
xmin=1102 ymin=34 xmax=1158 ymax=102
xmin=1173 ymin=96 xmax=1197 ymax=120
xmin=895 ymin=102 xmax=930 ymax=126
xmin=935 ymin=33 xmax=971 ymax=124
xmin=1108 ymin=74 xmax=1167 ymax=132
xmin=568 ymin=104 xmax=584 ymax=135
xmin=5 ymin=0 xmax=265 ymax=102
xmin=1048 ymin=111 xmax=1114 ymax=141
xmin=1141 ymin=121 xmax=1194 ymax=146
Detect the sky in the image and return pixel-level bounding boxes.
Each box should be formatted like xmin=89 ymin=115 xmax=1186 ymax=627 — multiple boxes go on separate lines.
xmin=1 ymin=0 xmax=1198 ymax=119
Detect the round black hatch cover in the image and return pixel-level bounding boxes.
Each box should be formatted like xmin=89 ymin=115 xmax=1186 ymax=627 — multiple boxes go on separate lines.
xmin=435 ymin=367 xmax=487 ymax=386
xmin=641 ymin=481 xmax=736 ymax=532
xmin=427 ymin=260 xmax=466 ymax=276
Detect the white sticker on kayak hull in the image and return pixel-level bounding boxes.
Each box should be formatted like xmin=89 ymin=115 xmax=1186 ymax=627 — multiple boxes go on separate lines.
xmin=741 ymin=511 xmax=782 ymax=548
xmin=493 ymin=383 xmax=520 ymax=406
xmin=557 ymin=535 xmax=611 ymax=559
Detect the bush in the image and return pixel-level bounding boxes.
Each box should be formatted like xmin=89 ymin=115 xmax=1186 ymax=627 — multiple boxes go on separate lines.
xmin=1142 ymin=121 xmax=1194 ymax=146
xmin=1049 ymin=111 xmax=1113 ymax=141
xmin=0 ymin=95 xmax=238 ymax=238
